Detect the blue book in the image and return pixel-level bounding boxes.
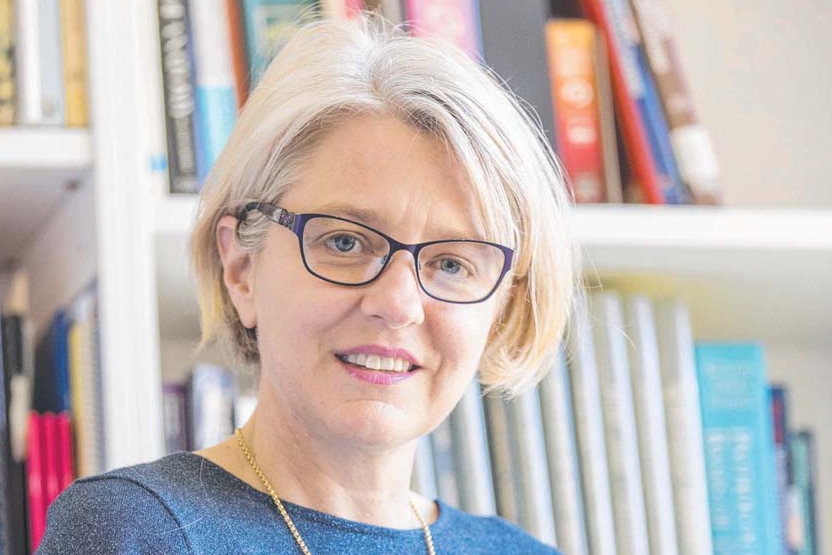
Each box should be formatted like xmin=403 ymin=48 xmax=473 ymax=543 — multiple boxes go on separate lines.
xmin=694 ymin=342 xmax=783 ymax=555
xmin=602 ymin=0 xmax=688 ymax=203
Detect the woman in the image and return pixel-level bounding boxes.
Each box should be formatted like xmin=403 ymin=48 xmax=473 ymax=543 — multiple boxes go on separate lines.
xmin=39 ymin=13 xmax=578 ymax=554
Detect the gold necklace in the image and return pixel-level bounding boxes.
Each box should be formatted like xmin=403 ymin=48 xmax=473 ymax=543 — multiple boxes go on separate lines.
xmin=235 ymin=428 xmax=436 ymax=555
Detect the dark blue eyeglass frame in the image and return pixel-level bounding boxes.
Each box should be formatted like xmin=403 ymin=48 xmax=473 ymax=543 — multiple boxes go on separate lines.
xmin=236 ymin=201 xmax=515 ymax=304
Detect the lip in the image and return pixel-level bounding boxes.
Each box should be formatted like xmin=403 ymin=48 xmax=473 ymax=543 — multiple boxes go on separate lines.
xmin=336 ymin=345 xmax=420 ymax=386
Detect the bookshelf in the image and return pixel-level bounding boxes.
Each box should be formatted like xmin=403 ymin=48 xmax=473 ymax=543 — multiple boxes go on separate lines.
xmin=1 ymin=0 xmax=830 ymax=552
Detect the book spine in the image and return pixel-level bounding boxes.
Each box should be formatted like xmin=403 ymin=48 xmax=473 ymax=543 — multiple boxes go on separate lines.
xmin=448 ymin=379 xmax=496 ymax=515
xmin=539 ymin=352 xmax=590 ymax=555
xmin=0 ymin=0 xmax=13 ymax=125
xmin=157 ymin=0 xmax=200 ymax=193
xmin=241 ymin=0 xmax=320 ymax=89
xmin=188 ymin=0 xmax=238 ymax=183
xmin=592 ymin=29 xmax=624 ymax=203
xmin=60 ymin=0 xmax=89 ymax=126
xmin=403 ymin=0 xmax=483 ymax=59
xmin=56 ymin=412 xmax=75 ymax=490
xmin=26 ymin=411 xmax=46 ymax=551
xmin=627 ymin=0 xmax=721 ymax=204
xmin=789 ymin=430 xmax=818 ymax=555
xmin=590 ymin=292 xmax=650 ymax=555
xmin=226 ymin=0 xmax=250 ymax=108
xmin=162 ymin=382 xmax=189 ymax=454
xmin=770 ymin=385 xmax=793 ymax=555
xmin=429 ymin=416 xmax=460 ymax=508
xmin=694 ymin=343 xmax=783 ymax=555
xmin=654 ymin=299 xmax=713 ymax=555
xmin=544 ymin=19 xmax=607 ymax=203
xmin=580 ymin=0 xmax=665 ymax=204
xmin=622 ymin=295 xmax=679 ymax=555
xmin=566 ymin=296 xmax=618 ymax=555
xmin=601 ymin=0 xmax=688 ymax=203
xmin=483 ymin=395 xmax=519 ymax=524
xmin=36 ymin=0 xmax=65 ymax=125
xmin=505 ymin=389 xmax=558 ymax=546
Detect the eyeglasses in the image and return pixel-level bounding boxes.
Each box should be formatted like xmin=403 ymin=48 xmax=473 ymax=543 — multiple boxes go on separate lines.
xmin=236 ymin=202 xmax=514 ymax=304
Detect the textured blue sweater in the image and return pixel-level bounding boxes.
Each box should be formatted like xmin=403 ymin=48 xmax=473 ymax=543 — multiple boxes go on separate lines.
xmin=37 ymin=453 xmax=562 ymax=554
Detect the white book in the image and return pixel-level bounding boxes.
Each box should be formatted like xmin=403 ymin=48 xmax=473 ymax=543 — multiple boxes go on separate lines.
xmin=429 ymin=416 xmax=460 ymax=508
xmin=187 ymin=0 xmax=238 ymax=178
xmin=567 ymin=294 xmax=618 ymax=555
xmin=16 ymin=0 xmax=64 ymax=124
xmin=623 ymin=295 xmax=679 ymax=555
xmin=411 ymin=434 xmax=438 ymax=500
xmin=483 ymin=395 xmax=519 ymax=524
xmin=539 ymin=351 xmax=589 ymax=555
xmin=654 ymin=299 xmax=713 ymax=555
xmin=590 ymin=291 xmax=650 ymax=555
xmin=505 ymin=389 xmax=558 ymax=546
xmin=449 ymin=378 xmax=496 ymax=515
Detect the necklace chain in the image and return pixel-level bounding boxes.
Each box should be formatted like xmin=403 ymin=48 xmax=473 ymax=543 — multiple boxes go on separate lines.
xmin=235 ymin=428 xmax=436 ymax=555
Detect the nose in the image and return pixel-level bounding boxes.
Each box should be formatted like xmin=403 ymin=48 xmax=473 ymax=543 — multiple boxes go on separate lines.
xmin=359 ymin=251 xmax=425 ymax=328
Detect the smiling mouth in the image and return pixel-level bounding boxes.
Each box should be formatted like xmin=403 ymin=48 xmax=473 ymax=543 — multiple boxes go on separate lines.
xmin=337 ymin=353 xmax=416 ymax=373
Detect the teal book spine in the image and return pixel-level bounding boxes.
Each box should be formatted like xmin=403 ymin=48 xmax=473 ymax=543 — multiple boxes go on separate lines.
xmin=694 ymin=342 xmax=783 ymax=555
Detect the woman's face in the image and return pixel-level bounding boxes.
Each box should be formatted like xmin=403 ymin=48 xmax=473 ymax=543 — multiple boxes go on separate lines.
xmin=234 ymin=114 xmax=504 ymax=450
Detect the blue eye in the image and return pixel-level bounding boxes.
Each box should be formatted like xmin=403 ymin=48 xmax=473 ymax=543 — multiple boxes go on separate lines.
xmin=328 ymin=234 xmax=358 ymax=253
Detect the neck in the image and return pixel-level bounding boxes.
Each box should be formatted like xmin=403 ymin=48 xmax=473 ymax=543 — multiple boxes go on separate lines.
xmin=238 ymin=402 xmax=420 ymax=529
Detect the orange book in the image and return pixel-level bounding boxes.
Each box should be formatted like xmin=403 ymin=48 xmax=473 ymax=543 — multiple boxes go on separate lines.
xmin=60 ymin=0 xmax=90 ymax=126
xmin=226 ymin=0 xmax=250 ymax=108
xmin=545 ymin=19 xmax=606 ymax=203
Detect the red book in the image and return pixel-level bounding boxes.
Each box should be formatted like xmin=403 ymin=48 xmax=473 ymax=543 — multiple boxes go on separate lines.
xmin=579 ymin=0 xmax=664 ymax=204
xmin=226 ymin=0 xmax=250 ymax=107
xmin=26 ymin=411 xmax=47 ymax=551
xmin=57 ymin=412 xmax=76 ymax=491
xmin=41 ymin=412 xmax=62 ymax=507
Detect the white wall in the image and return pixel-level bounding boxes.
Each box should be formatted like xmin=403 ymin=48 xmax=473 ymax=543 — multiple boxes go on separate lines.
xmin=665 ymin=0 xmax=832 ymax=207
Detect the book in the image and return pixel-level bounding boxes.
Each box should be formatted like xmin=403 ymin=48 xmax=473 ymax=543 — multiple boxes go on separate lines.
xmin=590 ymin=291 xmax=650 ymax=555
xmin=0 ymin=314 xmax=10 ymax=554
xmin=0 ymin=0 xmax=13 ymax=125
xmin=789 ymin=430 xmax=818 ymax=555
xmin=157 ymin=0 xmax=200 ymax=193
xmin=162 ymin=382 xmax=189 ymax=453
xmin=187 ymin=364 xmax=237 ymax=450
xmin=694 ymin=342 xmax=783 ymax=555
xmin=627 ymin=0 xmax=721 ymax=204
xmin=411 ymin=434 xmax=439 ymax=500
xmin=429 ymin=416 xmax=460 ymax=508
xmin=653 ymin=299 xmax=713 ymax=555
xmin=60 ymin=0 xmax=90 ymax=126
xmin=538 ymin=351 xmax=590 ymax=555
xmin=25 ymin=411 xmax=46 ymax=551
xmin=483 ymin=394 xmax=519 ymax=524
xmin=188 ymin=0 xmax=239 ymax=183
xmin=579 ymin=0 xmax=667 ymax=203
xmin=544 ymin=19 xmax=607 ymax=203
xmin=241 ymin=0 xmax=320 ymax=89
xmin=403 ymin=0 xmax=482 ymax=59
xmin=769 ymin=385 xmax=793 ymax=555
xmin=566 ymin=295 xmax=617 ymax=555
xmin=621 ymin=295 xmax=679 ymax=555
xmin=448 ymin=379 xmax=496 ymax=515
xmin=15 ymin=0 xmax=65 ymax=125
xmin=505 ymin=389 xmax=558 ymax=546
xmin=591 ymin=26 xmax=624 ymax=203
xmin=478 ymin=0 xmax=556 ymax=148
xmin=227 ymin=0 xmax=251 ymax=108
xmin=1 ymin=315 xmax=29 ymax=555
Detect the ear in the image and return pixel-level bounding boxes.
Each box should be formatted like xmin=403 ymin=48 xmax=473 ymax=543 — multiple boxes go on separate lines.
xmin=216 ymin=215 xmax=257 ymax=329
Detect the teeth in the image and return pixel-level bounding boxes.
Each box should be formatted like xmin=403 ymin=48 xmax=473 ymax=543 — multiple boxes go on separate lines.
xmin=343 ymin=353 xmax=412 ymax=372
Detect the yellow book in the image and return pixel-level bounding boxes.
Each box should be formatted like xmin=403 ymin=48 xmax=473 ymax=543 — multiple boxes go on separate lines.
xmin=0 ymin=0 xmax=14 ymax=125
xmin=60 ymin=0 xmax=89 ymax=126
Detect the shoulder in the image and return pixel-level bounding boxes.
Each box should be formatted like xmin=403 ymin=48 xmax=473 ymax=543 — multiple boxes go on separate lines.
xmin=432 ymin=501 xmax=562 ymax=555
xmin=37 ymin=454 xmax=197 ymax=554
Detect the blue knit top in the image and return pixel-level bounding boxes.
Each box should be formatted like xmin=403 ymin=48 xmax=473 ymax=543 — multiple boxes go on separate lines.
xmin=37 ymin=452 xmax=561 ymax=554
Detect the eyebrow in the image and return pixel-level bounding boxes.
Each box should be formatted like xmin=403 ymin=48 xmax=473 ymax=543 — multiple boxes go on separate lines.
xmin=309 ymin=202 xmax=484 ymax=242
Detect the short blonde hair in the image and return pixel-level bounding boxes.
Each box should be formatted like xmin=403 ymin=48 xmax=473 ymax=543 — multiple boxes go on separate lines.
xmin=190 ymin=15 xmax=579 ymax=396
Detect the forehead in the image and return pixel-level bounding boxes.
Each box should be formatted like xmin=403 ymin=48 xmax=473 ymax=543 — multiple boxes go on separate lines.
xmin=282 ymin=114 xmax=487 ymax=241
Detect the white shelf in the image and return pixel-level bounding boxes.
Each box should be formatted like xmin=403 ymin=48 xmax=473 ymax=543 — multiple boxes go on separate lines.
xmin=0 ymin=128 xmax=93 ymax=263
xmin=152 ymin=199 xmax=832 ymax=350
